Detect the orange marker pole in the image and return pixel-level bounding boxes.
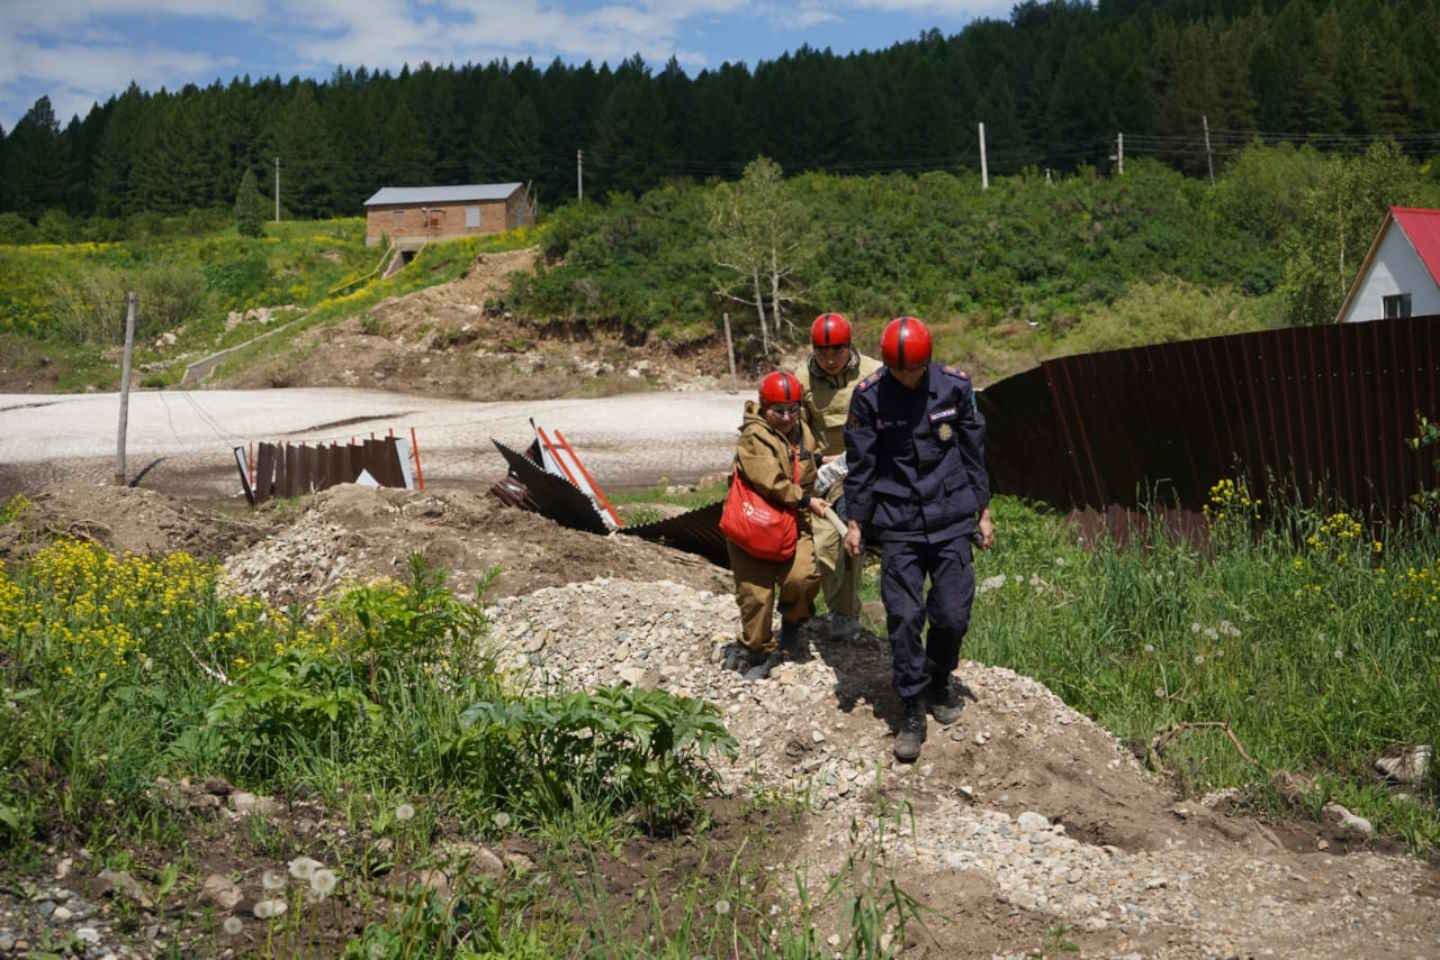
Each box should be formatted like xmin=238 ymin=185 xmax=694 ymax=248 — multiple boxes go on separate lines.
xmin=534 ymin=426 xmax=580 ymax=487
xmin=555 ymin=428 xmax=622 ymax=528
xmin=409 ymin=426 xmax=425 ymax=491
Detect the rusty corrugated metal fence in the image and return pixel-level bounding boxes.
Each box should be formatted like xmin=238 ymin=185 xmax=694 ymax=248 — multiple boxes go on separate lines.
xmin=980 ymin=314 xmax=1440 ymax=517
xmin=251 ymin=437 xmax=408 ymax=503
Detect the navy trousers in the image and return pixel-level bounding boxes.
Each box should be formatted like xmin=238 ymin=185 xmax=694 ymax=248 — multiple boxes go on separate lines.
xmin=879 ymin=535 xmax=976 ymax=701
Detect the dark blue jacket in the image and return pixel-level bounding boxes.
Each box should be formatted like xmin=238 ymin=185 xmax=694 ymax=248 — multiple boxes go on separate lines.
xmin=843 ymin=363 xmax=990 ymax=543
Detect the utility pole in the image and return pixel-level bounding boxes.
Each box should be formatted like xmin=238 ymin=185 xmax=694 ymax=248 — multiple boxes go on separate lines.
xmin=723 ymin=311 xmax=737 ymax=393
xmin=1202 ymin=115 xmax=1215 ymax=186
xmin=577 ymin=149 xmax=584 ymax=202
xmin=274 ymin=156 xmax=280 ymax=222
xmin=1113 ymin=132 xmax=1124 ymax=175
xmin=978 ymin=122 xmax=989 ymax=190
xmin=114 ymin=291 xmax=136 ymax=487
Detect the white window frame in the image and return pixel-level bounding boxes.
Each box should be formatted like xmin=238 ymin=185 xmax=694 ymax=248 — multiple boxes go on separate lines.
xmin=465 ymin=206 xmax=481 ymax=228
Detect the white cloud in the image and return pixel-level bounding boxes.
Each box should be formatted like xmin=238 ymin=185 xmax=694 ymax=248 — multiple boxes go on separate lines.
xmin=0 ymin=0 xmax=1004 ymax=130
xmin=6 ymin=0 xmax=267 ymax=31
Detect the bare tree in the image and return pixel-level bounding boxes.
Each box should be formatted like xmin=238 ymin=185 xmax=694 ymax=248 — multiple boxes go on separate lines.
xmin=707 ymin=156 xmax=811 ymax=357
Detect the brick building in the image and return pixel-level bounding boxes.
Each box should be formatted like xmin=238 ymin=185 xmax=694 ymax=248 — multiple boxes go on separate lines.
xmin=362 ymin=182 xmax=534 ymax=249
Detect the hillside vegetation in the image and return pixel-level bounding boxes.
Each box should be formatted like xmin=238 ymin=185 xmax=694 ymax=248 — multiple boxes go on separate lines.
xmin=3 ymin=141 xmax=1439 ymax=392
xmin=509 ymin=142 xmax=1440 ymax=380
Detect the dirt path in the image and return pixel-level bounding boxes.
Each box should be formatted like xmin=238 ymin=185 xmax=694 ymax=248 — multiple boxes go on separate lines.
xmin=0 ymin=387 xmax=745 ymax=499
xmin=487 ymin=577 xmax=1440 ymax=959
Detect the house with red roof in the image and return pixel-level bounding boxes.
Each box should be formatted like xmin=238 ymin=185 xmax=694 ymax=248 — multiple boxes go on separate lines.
xmin=1337 ymin=207 xmax=1440 ymax=323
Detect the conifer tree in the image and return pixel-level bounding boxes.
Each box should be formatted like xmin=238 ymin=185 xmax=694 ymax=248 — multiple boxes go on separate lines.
xmin=235 ymin=167 xmax=264 ymax=236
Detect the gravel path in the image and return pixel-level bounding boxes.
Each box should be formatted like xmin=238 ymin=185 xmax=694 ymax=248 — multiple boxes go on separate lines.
xmin=484 ymin=577 xmax=1440 ymax=960
xmin=0 ymin=387 xmax=744 ymax=496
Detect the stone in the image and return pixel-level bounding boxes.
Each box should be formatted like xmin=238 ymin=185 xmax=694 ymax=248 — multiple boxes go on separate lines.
xmin=1322 ymin=803 xmax=1375 ymax=838
xmin=75 ymin=927 xmax=101 ymax=945
xmin=616 ymin=666 xmax=648 ymax=687
xmin=1017 ymin=812 xmax=1049 ymax=831
xmin=53 ymin=905 xmax=74 ymax=921
xmin=202 ymin=874 xmax=243 ymax=911
xmin=502 ymin=852 xmax=535 ymax=875
xmin=230 ymin=792 xmax=283 ymax=817
xmin=415 ymin=869 xmax=450 ymax=898
xmin=98 ymin=869 xmax=153 ymax=909
xmin=54 ymin=857 xmax=73 ymax=880
xmin=1375 ymin=745 xmax=1432 ymax=786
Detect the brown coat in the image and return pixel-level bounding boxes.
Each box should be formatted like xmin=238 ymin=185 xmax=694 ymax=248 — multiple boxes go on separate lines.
xmin=735 ymin=400 xmax=820 ymax=515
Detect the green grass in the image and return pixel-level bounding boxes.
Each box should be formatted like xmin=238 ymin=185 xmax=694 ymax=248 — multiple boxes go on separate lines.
xmin=623 ymin=478 xmax=1440 ymax=849
xmin=0 ymin=220 xmax=544 ymax=390
xmin=958 ymin=486 xmax=1440 ymax=847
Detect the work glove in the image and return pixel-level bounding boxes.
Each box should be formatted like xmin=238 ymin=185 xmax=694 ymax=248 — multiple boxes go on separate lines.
xmin=815 ymin=456 xmax=848 ymax=496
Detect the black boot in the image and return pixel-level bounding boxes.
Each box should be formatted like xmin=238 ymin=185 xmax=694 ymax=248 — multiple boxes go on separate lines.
xmin=742 ymin=649 xmax=782 ymax=681
xmin=928 ymin=674 xmax=964 ymax=725
xmin=778 ymin=620 xmax=806 ymax=659
xmin=894 ymin=696 xmax=928 ymax=762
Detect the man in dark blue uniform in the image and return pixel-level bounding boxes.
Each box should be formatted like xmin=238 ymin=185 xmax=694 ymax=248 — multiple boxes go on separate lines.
xmin=842 ymin=316 xmax=994 ymax=762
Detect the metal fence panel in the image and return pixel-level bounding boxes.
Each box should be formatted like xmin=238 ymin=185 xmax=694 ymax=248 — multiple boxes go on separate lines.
xmin=981 ymin=314 xmax=1440 ymax=517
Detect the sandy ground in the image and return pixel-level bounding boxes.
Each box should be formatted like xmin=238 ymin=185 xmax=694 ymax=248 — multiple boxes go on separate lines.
xmin=0 ymin=388 xmax=746 ymax=499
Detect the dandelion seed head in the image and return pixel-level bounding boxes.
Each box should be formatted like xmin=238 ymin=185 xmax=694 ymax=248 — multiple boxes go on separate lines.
xmin=253 ymin=898 xmax=287 ymax=919
xmin=1193 ymin=654 xmax=1205 ymax=666
xmin=1190 ymin=623 xmax=1201 ymax=634
xmin=261 ymin=869 xmax=285 ymax=892
xmin=395 ymin=803 xmax=416 ymax=823
xmin=369 ymin=944 xmax=386 ymax=960
xmin=714 ymin=898 xmax=731 ymax=916
xmin=288 ymin=856 xmax=322 ymax=881
xmin=492 ymin=811 xmax=512 ymax=830
xmin=223 ymin=916 xmax=244 ymax=935
xmin=1143 ymin=643 xmax=1155 ymax=654
xmin=310 ymin=868 xmax=338 ymax=898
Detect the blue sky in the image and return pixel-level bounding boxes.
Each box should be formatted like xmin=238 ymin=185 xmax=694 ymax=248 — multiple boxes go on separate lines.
xmin=1 ymin=1 xmax=1013 ymax=134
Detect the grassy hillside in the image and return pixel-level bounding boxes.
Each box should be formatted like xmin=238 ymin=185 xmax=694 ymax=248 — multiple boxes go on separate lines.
xmin=0 ymin=220 xmax=538 ymax=391
xmin=4 ymin=142 xmax=1439 ymax=392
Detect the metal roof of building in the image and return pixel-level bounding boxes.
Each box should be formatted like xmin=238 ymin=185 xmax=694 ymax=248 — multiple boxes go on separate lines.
xmin=1392 ymin=207 xmax=1440 ymax=286
xmin=363 ymin=183 xmax=523 ymax=206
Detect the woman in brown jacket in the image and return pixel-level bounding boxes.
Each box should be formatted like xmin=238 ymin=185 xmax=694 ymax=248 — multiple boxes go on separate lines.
xmin=723 ymin=370 xmax=828 ymax=681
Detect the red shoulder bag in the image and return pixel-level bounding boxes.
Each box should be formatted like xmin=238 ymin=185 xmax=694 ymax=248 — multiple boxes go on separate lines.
xmin=719 ymin=445 xmax=800 ymax=562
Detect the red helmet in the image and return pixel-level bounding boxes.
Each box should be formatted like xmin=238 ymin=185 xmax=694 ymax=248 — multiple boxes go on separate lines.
xmin=880 ymin=316 xmax=932 ymax=370
xmin=758 ymin=370 xmax=801 ymax=406
xmin=811 ymin=312 xmax=852 ymax=348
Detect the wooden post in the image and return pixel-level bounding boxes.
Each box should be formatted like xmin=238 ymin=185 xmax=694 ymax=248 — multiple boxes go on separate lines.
xmin=1202 ymin=115 xmax=1215 ymax=186
xmin=723 ymin=311 xmax=737 ymax=393
xmin=978 ymin=122 xmax=989 ymax=190
xmin=114 ymin=291 xmax=136 ymax=486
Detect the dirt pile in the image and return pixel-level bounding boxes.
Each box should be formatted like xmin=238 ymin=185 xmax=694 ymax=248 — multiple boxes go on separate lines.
xmin=0 ymin=486 xmax=268 ymax=562
xmin=485 ymin=577 xmax=1440 ymax=959
xmin=225 ymin=247 xmax=730 ymax=399
xmin=221 ymin=484 xmax=730 ymax=606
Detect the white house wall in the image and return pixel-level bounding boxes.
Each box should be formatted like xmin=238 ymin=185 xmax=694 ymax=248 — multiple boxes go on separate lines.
xmin=1342 ymin=224 xmax=1440 ymax=323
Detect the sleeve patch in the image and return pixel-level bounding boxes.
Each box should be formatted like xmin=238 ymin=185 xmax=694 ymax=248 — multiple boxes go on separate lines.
xmin=942 ymin=364 xmax=970 ymax=379
xmin=857 ymin=370 xmax=883 ymax=391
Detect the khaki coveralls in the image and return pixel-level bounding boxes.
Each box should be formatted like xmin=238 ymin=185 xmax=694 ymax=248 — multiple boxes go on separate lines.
xmin=798 ymin=349 xmax=883 ymax=619
xmin=726 ymin=401 xmax=821 ymax=654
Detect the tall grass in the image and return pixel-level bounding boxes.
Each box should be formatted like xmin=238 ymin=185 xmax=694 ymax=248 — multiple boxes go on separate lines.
xmin=964 ymin=481 xmax=1440 ymax=845
xmin=0 ymin=544 xmax=731 ymax=853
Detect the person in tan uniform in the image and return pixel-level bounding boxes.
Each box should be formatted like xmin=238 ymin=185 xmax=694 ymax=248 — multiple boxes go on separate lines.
xmin=722 ymin=370 xmax=827 ymax=681
xmin=797 ymin=312 xmax=882 ymax=642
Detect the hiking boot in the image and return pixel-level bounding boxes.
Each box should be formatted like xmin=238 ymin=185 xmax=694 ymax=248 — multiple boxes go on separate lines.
xmin=928 ymin=675 xmax=964 ymax=725
xmin=723 ymin=642 xmax=765 ymax=672
xmin=778 ymin=620 xmax=807 ymax=659
xmin=741 ymin=650 xmax=783 ymax=682
xmin=828 ymin=613 xmax=861 ymax=642
xmin=893 ymin=697 xmax=928 ymax=763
